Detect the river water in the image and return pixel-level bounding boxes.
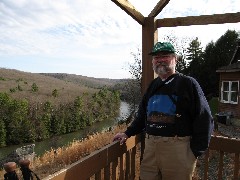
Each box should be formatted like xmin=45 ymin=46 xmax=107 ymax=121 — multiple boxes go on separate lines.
xmin=0 ymin=102 xmax=130 ymax=159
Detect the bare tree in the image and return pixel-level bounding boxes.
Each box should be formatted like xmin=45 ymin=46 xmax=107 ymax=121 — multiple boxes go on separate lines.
xmin=162 ymin=33 xmax=192 ymax=73
xmin=125 ymin=47 xmax=142 ymax=111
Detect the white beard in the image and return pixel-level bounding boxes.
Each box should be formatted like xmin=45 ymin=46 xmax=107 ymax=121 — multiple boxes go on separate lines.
xmin=153 ymin=63 xmax=175 ymax=76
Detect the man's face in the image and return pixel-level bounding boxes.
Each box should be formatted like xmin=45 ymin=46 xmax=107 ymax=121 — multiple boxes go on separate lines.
xmin=152 ymin=53 xmax=176 ymax=76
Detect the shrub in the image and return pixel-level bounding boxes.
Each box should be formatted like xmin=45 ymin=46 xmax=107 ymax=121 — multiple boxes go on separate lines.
xmin=31 ymin=83 xmax=39 ymax=92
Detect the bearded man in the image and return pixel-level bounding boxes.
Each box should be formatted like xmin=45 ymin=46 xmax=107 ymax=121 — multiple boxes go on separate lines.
xmin=113 ymin=42 xmax=214 ymax=180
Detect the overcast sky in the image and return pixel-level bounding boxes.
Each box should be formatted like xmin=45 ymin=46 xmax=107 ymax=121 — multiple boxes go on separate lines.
xmin=0 ymin=0 xmax=239 ymax=79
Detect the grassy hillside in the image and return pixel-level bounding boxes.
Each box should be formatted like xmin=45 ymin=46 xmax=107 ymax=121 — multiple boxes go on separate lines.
xmin=0 ymin=68 xmax=107 ymax=105
xmin=41 ymin=73 xmax=120 ymax=89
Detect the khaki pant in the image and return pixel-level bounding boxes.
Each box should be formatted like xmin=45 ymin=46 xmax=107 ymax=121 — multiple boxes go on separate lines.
xmin=140 ymin=134 xmax=197 ymax=180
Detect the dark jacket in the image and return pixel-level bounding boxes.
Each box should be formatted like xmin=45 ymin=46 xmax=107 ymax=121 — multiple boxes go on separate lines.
xmin=125 ymin=73 xmax=214 ymax=158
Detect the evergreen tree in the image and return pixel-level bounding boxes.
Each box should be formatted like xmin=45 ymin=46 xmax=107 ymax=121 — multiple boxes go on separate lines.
xmin=64 ymin=103 xmax=76 ymax=133
xmin=0 ymin=118 xmax=6 ymax=147
xmin=6 ymin=99 xmax=34 ymax=144
xmin=54 ymin=105 xmax=66 ymax=135
xmin=203 ymin=30 xmax=239 ymax=96
xmin=40 ymin=101 xmax=53 ymax=138
xmin=31 ymin=83 xmax=39 ymax=92
xmin=73 ymin=96 xmax=84 ymax=130
xmin=185 ymin=37 xmax=204 ymax=78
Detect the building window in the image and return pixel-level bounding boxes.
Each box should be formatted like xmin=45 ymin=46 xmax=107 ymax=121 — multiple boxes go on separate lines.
xmin=221 ymin=81 xmax=239 ymax=104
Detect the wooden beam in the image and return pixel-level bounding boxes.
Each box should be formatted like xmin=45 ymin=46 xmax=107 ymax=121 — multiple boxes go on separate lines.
xmin=148 ymin=0 xmax=171 ymax=18
xmin=142 ymin=17 xmax=158 ymax=94
xmin=111 ymin=0 xmax=145 ymax=25
xmin=157 ymin=12 xmax=240 ymax=27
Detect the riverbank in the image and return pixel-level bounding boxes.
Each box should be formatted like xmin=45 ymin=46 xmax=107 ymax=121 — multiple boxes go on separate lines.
xmin=0 ymin=102 xmax=131 ymax=160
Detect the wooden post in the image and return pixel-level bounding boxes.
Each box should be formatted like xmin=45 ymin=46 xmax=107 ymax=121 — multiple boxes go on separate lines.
xmin=19 ymin=159 xmax=30 ymax=168
xmin=4 ymin=162 xmax=19 ymax=180
xmin=19 ymin=159 xmax=40 ymax=180
xmin=142 ymin=17 xmax=158 ymax=95
xmin=19 ymin=159 xmax=31 ymax=180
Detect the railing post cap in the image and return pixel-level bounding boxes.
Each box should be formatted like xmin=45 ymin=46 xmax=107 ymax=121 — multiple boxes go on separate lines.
xmin=4 ymin=162 xmax=17 ymax=172
xmin=19 ymin=159 xmax=30 ymax=167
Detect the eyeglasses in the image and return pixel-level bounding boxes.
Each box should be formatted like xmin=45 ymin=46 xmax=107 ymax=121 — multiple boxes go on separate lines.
xmin=153 ymin=55 xmax=174 ymax=60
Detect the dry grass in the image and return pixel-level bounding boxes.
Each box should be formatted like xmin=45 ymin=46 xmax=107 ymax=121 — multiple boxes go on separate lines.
xmin=0 ymin=68 xmax=107 ymax=105
xmin=42 ymin=73 xmax=119 ymax=89
xmin=0 ymin=125 xmax=128 ymax=179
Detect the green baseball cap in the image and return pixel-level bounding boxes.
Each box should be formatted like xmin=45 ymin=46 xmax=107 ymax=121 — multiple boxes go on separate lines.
xmin=149 ymin=42 xmax=175 ymax=55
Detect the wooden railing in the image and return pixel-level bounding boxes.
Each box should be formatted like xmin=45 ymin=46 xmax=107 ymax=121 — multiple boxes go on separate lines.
xmin=43 ymin=133 xmax=144 ymax=180
xmin=204 ymin=136 xmax=240 ymax=180
xmin=42 ymin=134 xmax=239 ymax=180
xmin=3 ymin=134 xmax=240 ymax=180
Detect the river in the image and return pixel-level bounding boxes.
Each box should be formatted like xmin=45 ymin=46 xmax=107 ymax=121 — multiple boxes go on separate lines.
xmin=0 ymin=101 xmax=130 ymax=159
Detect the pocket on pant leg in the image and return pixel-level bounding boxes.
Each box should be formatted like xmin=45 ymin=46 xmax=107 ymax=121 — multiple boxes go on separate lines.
xmin=141 ymin=138 xmax=156 ymax=166
xmin=140 ymin=138 xmax=160 ymax=180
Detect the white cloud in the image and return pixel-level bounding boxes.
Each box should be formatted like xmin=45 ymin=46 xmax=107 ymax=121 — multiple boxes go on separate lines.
xmin=0 ymin=0 xmax=239 ymax=78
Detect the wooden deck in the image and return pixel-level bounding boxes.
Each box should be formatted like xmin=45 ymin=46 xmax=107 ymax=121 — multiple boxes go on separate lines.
xmin=43 ymin=134 xmax=240 ymax=180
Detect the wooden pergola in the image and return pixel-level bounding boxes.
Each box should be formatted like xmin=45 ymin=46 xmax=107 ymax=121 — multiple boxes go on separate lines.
xmin=2 ymin=2 xmax=240 ymax=180
xmin=111 ymin=0 xmax=240 ymax=94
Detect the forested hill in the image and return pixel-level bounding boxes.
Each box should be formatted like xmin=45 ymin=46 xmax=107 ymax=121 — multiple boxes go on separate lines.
xmin=0 ymin=68 xmax=124 ymax=146
xmin=40 ymin=73 xmax=121 ymax=89
xmin=0 ymin=68 xmax=125 ymax=104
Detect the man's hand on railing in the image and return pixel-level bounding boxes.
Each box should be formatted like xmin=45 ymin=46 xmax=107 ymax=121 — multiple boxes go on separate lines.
xmin=113 ymin=133 xmax=128 ymax=145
